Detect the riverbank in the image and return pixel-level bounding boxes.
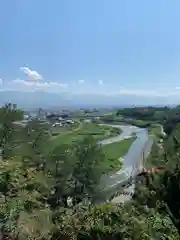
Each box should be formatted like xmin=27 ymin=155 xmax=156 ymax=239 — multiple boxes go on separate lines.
xmin=45 ymin=123 xmax=122 ymax=152
xmin=95 ymin=124 xmax=153 ymax=203
xmin=102 ymin=117 xmax=164 ymax=139
xmin=102 ymin=137 xmax=136 ymax=171
xmin=41 ymin=123 xmax=131 ymax=173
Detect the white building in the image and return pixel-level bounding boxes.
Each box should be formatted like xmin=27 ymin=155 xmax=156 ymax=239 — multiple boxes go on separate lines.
xmin=84 ymin=119 xmax=92 ymax=123
xmin=52 ymin=122 xmax=63 ymax=127
xmin=66 ymin=119 xmax=74 ymax=124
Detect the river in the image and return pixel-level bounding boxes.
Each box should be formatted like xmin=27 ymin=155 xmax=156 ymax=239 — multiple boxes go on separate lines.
xmin=96 ymin=124 xmax=153 ymax=202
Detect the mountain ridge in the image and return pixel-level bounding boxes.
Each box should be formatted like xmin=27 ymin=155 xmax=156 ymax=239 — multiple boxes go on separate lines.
xmin=0 ymin=90 xmax=176 ymax=108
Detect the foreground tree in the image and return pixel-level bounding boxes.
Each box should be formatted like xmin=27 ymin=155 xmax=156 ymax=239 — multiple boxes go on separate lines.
xmin=18 ymin=119 xmax=51 ymax=169
xmin=46 ymin=143 xmax=76 ymax=208
xmin=1 ymin=103 xmax=180 ymax=239
xmin=0 ymin=103 xmax=24 ymax=159
xmin=0 ymin=156 xmax=54 ymax=240
xmin=52 ymin=201 xmax=179 ymax=239
xmin=47 ymin=136 xmax=107 ymax=208
xmin=72 ymin=136 xmax=106 ymax=204
xmin=133 ymin=123 xmax=180 ymax=235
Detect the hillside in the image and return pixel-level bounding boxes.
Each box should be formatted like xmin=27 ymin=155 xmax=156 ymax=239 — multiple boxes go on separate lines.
xmin=1 ymin=103 xmax=180 ymax=239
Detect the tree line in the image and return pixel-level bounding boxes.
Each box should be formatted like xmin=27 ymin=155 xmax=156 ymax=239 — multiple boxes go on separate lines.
xmin=116 ymin=105 xmax=180 ymax=134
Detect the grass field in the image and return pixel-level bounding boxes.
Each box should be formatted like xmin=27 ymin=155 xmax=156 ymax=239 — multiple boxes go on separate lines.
xmin=43 ymin=123 xmax=136 ymax=172
xmin=50 ymin=121 xmax=80 ymax=137
xmin=102 ymin=137 xmax=136 ymax=171
xmin=45 ymin=123 xmax=122 ymax=153
xmin=147 ymin=124 xmax=162 ymax=137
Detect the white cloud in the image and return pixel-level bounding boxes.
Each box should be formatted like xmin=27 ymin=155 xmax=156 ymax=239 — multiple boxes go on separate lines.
xmin=119 ymin=88 xmax=180 ymax=97
xmin=50 ymin=82 xmax=68 ymax=88
xmin=20 ymin=67 xmax=43 ymax=81
xmin=3 ymin=66 xmax=180 ymax=99
xmin=119 ymin=89 xmax=156 ymax=96
xmin=11 ymin=79 xmax=49 ymax=88
xmin=78 ymin=80 xmax=85 ymax=83
xmin=3 ymin=78 xmax=180 ymax=100
xmin=12 ymin=79 xmax=34 ymax=86
xmin=9 ymin=79 xmax=69 ymax=93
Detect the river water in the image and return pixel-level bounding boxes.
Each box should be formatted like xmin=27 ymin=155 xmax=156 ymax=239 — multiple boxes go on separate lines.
xmin=98 ymin=124 xmax=153 ymax=190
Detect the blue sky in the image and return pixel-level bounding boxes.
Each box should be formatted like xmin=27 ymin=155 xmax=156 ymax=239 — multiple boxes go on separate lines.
xmin=1 ymin=0 xmax=180 ymax=99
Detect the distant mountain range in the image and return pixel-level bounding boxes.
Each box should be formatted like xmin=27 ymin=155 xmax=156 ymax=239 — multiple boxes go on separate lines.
xmin=0 ymin=90 xmax=177 ymax=109
xmin=0 ymin=91 xmax=70 ymax=108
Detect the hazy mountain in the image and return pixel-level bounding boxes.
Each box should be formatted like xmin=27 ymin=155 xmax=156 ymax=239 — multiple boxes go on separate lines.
xmin=0 ymin=91 xmax=71 ymax=108
xmin=0 ymin=90 xmax=176 ymax=109
xmin=69 ymin=93 xmax=175 ymax=107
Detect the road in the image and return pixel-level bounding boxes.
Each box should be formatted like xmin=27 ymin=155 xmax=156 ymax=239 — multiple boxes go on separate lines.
xmin=97 ymin=124 xmax=154 ymax=203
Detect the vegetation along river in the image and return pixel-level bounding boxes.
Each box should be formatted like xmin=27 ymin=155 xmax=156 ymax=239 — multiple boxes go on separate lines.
xmin=98 ymin=124 xmax=153 ymax=196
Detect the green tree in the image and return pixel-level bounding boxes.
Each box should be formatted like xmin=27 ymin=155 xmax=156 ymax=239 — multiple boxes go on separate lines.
xmin=19 ymin=119 xmax=50 ymax=169
xmin=46 ymin=143 xmax=76 ymax=208
xmin=2 ymin=103 xmax=180 ymax=239
xmin=0 ymin=103 xmax=23 ymax=159
xmin=47 ymin=136 xmax=107 ymax=208
xmin=72 ymin=136 xmax=106 ymax=204
xmin=0 ymin=156 xmax=54 ymax=240
xmin=52 ymin=202 xmax=179 ymax=239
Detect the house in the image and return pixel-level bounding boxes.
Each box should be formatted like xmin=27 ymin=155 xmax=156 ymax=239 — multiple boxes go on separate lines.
xmin=65 ymin=119 xmax=74 ymax=124
xmin=58 ymin=117 xmax=64 ymax=121
xmin=46 ymin=114 xmax=61 ymax=123
xmin=84 ymin=119 xmax=92 ymax=123
xmin=94 ymin=116 xmax=100 ymax=120
xmin=52 ymin=122 xmax=63 ymax=127
xmin=23 ymin=114 xmax=29 ymax=120
xmin=46 ymin=113 xmax=69 ymax=123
